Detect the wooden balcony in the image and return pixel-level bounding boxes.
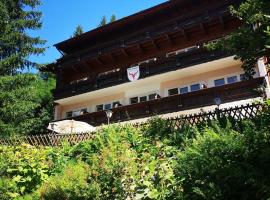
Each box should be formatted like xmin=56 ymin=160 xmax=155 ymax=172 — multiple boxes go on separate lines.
xmin=68 ymin=77 xmax=264 ymax=126
xmin=54 ymin=49 xmax=229 ymax=100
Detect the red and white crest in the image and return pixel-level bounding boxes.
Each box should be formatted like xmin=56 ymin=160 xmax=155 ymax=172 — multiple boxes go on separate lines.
xmin=127 ymin=66 xmax=140 ymax=82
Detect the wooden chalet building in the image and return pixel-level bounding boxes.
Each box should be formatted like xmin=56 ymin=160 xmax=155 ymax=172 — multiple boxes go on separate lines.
xmin=47 ymin=0 xmax=270 ymax=126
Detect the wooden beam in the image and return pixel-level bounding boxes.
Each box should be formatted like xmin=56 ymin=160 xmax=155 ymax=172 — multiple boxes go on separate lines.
xmin=136 ymin=43 xmax=145 ymax=53
xmin=95 ymin=57 xmax=104 ymax=65
xmin=150 ymin=39 xmax=159 ymax=50
xmin=121 ymin=48 xmax=129 ymax=57
xmin=199 ymin=23 xmax=207 ymax=34
xmin=219 ymin=16 xmax=225 ymax=28
xmin=181 ymin=28 xmax=189 ymax=40
xmin=165 ymin=34 xmax=174 ymax=45
xmin=108 ymin=53 xmax=116 ymax=61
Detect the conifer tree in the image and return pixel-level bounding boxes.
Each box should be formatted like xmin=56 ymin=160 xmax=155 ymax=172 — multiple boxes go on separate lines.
xmin=110 ymin=14 xmax=116 ymax=23
xmin=98 ymin=16 xmax=107 ymax=27
xmin=73 ymin=25 xmax=84 ymax=37
xmin=0 ymin=0 xmax=46 ymax=75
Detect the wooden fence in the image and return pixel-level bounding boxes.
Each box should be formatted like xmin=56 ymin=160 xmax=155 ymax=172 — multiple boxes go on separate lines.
xmin=0 ymin=103 xmax=265 ymax=147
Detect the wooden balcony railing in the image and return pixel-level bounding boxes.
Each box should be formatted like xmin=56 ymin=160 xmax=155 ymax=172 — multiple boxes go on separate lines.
xmin=69 ymin=77 xmax=264 ymax=126
xmin=54 ymin=49 xmax=229 ymax=100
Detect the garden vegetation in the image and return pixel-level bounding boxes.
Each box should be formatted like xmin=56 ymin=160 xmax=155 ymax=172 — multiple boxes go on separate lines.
xmin=0 ymin=103 xmax=270 ymax=200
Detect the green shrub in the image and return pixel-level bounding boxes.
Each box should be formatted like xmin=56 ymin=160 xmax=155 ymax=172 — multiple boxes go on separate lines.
xmin=175 ymin=124 xmax=270 ymax=200
xmin=0 ymin=144 xmax=53 ymax=199
xmin=37 ymin=161 xmax=99 ymax=200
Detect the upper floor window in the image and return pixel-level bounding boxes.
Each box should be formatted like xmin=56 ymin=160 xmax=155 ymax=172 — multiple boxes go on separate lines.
xmin=130 ymin=92 xmax=160 ymax=104
xmin=96 ymin=101 xmax=121 ymax=111
xmin=227 ymin=76 xmax=238 ymax=84
xmin=179 ymin=86 xmax=189 ymax=94
xmin=240 ymin=73 xmax=246 ymax=81
xmin=96 ymin=104 xmax=103 ymax=112
xmin=66 ymin=111 xmax=73 ymax=118
xmin=130 ymin=97 xmax=139 ymax=104
xmin=190 ymin=84 xmax=200 ymax=92
xmin=214 ymin=78 xmax=225 ymax=87
xmin=168 ymin=88 xmax=178 ymax=96
xmin=66 ymin=108 xmax=87 ymax=118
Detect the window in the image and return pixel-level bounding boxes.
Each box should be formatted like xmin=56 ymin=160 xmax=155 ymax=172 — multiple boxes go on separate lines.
xmin=240 ymin=73 xmax=246 ymax=81
xmin=130 ymin=97 xmax=138 ymax=104
xmin=96 ymin=104 xmax=103 ymax=112
xmin=168 ymin=88 xmax=178 ymax=96
xmin=214 ymin=78 xmax=225 ymax=86
xmin=227 ymin=76 xmax=238 ymax=84
xmin=180 ymin=87 xmax=189 ymax=94
xmin=66 ymin=111 xmax=72 ymax=118
xmin=190 ymin=84 xmax=200 ymax=92
xmin=139 ymin=96 xmax=147 ymax=102
xmin=148 ymin=93 xmax=157 ymax=100
xmin=104 ymin=103 xmax=112 ymax=110
xmin=113 ymin=101 xmax=121 ymax=108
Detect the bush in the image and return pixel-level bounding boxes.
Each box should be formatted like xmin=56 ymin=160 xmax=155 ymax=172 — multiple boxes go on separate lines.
xmin=0 ymin=104 xmax=270 ymax=199
xmin=37 ymin=161 xmax=100 ymax=200
xmin=175 ymin=123 xmax=270 ymax=200
xmin=0 ymin=144 xmax=53 ymax=199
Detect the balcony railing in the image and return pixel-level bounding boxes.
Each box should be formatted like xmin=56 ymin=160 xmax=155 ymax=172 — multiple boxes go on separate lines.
xmin=68 ymin=77 xmax=264 ymax=126
xmin=54 ymin=49 xmax=229 ymax=100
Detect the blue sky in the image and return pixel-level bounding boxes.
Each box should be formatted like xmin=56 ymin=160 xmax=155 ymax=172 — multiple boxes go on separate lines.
xmin=30 ymin=0 xmax=167 ymax=65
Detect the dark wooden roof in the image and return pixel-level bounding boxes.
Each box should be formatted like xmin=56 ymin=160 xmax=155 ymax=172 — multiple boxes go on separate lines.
xmin=54 ymin=0 xmax=241 ymax=55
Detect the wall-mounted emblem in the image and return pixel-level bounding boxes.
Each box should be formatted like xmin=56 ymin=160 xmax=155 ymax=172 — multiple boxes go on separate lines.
xmin=127 ymin=66 xmax=140 ymax=82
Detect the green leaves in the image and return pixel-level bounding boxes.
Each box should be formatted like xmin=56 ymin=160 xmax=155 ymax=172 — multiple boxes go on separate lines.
xmin=0 ymin=74 xmax=55 ymax=137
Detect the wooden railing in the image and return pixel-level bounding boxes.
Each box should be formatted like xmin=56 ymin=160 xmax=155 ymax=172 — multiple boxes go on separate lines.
xmin=54 ymin=49 xmax=229 ymax=100
xmin=72 ymin=77 xmax=264 ymax=126
xmin=0 ymin=103 xmax=265 ymax=147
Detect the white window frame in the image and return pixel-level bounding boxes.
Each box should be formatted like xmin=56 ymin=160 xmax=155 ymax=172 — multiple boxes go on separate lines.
xmin=95 ymin=100 xmax=122 ymax=112
xmin=129 ymin=91 xmax=160 ymax=104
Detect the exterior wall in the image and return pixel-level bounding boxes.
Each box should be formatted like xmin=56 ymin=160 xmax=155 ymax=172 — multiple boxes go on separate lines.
xmin=55 ymin=56 xmax=261 ymax=120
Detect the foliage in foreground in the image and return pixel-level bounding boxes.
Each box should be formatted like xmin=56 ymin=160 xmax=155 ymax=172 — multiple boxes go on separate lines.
xmin=0 ymin=106 xmax=270 ymax=199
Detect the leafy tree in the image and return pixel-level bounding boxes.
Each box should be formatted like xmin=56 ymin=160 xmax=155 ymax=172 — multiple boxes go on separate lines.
xmin=98 ymin=16 xmax=107 ymax=27
xmin=0 ymin=74 xmax=55 ymax=137
xmin=110 ymin=14 xmax=116 ymax=23
xmin=206 ymin=0 xmax=270 ymax=78
xmin=72 ymin=25 xmax=84 ymax=37
xmin=0 ymin=0 xmax=46 ymax=75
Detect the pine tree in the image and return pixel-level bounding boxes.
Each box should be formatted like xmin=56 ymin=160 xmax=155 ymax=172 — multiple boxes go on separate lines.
xmin=0 ymin=0 xmax=46 ymax=75
xmin=110 ymin=14 xmax=116 ymax=23
xmin=98 ymin=16 xmax=107 ymax=27
xmin=73 ymin=25 xmax=84 ymax=37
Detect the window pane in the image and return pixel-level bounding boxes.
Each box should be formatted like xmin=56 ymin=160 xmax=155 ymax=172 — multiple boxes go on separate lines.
xmin=80 ymin=108 xmax=87 ymax=114
xmin=227 ymin=76 xmax=238 ymax=84
xmin=130 ymin=97 xmax=138 ymax=104
xmin=104 ymin=103 xmax=112 ymax=110
xmin=140 ymin=96 xmax=147 ymax=102
xmin=66 ymin=111 xmax=72 ymax=118
xmin=148 ymin=93 xmax=157 ymax=100
xmin=214 ymin=78 xmax=225 ymax=86
xmin=113 ymin=101 xmax=120 ymax=108
xmin=190 ymin=84 xmax=200 ymax=92
xmin=73 ymin=110 xmax=81 ymax=117
xmin=180 ymin=87 xmax=189 ymax=94
xmin=96 ymin=104 xmax=103 ymax=111
xmin=240 ymin=74 xmax=246 ymax=81
xmin=168 ymin=88 xmax=178 ymax=96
